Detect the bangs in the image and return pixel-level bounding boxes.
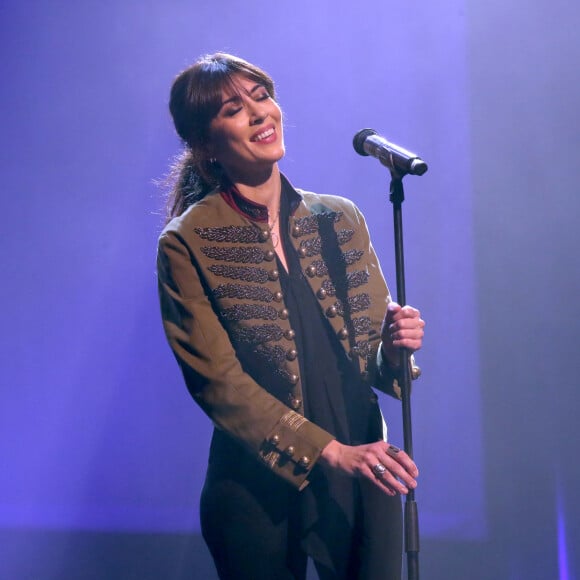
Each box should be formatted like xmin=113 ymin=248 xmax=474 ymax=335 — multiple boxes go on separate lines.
xmin=194 ymin=58 xmax=275 ymax=121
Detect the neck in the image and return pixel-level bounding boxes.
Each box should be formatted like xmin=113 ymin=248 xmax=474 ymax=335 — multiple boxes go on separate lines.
xmin=227 ymin=164 xmax=282 ymax=215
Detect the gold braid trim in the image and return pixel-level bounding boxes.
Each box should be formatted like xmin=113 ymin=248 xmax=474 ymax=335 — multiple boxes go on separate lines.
xmin=279 ymin=410 xmax=307 ymax=431
xmin=260 ymin=449 xmax=279 ymax=468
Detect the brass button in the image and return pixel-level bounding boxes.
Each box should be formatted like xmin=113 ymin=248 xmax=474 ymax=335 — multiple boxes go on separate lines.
xmin=279 ymin=308 xmax=289 ymax=320
xmin=259 ymin=229 xmax=270 ymax=242
xmin=285 ymin=446 xmax=295 ymax=457
xmin=298 ymin=247 xmax=307 ymax=258
xmin=270 ymin=434 xmax=280 ymax=445
xmin=317 ymin=288 xmax=327 ymax=300
xmin=273 ymin=291 xmax=283 ymax=303
xmin=286 ymin=349 xmax=298 ymax=361
xmin=269 ymin=269 xmax=279 ymax=281
xmin=289 ymin=374 xmax=299 ymax=385
xmin=305 ymin=264 xmax=316 ymax=278
xmin=284 ymin=329 xmax=296 ymax=340
xmin=263 ymin=250 xmax=275 ymax=261
xmin=326 ymin=305 xmax=337 ymax=318
xmin=292 ymin=224 xmax=301 ymax=237
xmin=290 ymin=398 xmax=302 ymax=410
xmin=298 ymin=456 xmax=311 ymax=468
xmin=411 ymin=366 xmax=422 ymax=380
xmin=337 ymin=328 xmax=348 ymax=340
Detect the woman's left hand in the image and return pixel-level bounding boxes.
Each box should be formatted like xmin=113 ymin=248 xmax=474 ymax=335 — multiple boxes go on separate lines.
xmin=319 ymin=439 xmax=418 ymax=496
xmin=381 ymin=302 xmax=425 ymax=366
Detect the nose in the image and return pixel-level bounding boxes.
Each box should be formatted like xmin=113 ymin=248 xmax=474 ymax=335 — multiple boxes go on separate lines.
xmin=248 ymin=101 xmax=267 ymax=125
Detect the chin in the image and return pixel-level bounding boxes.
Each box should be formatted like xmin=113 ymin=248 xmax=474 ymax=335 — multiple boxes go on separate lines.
xmin=257 ymin=150 xmax=284 ymax=165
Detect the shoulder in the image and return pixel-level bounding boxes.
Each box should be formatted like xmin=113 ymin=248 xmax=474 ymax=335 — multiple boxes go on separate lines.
xmin=160 ymin=190 xmax=242 ymax=241
xmin=297 ymin=189 xmax=357 ymax=211
xmin=281 ymin=172 xmax=365 ymax=222
xmin=296 ymin=188 xmax=366 ymax=228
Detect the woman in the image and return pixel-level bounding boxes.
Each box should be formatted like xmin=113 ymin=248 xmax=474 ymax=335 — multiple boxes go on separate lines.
xmin=157 ymin=53 xmax=425 ymax=580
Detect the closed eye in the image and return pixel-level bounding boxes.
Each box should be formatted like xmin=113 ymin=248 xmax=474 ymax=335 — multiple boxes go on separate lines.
xmin=254 ymin=90 xmax=270 ymax=102
xmin=224 ymin=105 xmax=243 ymax=117
xmin=220 ymin=84 xmax=271 ymax=116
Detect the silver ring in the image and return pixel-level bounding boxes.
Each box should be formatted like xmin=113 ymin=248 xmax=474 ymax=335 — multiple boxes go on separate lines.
xmin=372 ymin=463 xmax=387 ymax=477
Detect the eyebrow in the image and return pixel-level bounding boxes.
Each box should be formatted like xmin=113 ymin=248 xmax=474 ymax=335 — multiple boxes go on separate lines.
xmin=220 ymin=83 xmax=264 ymax=107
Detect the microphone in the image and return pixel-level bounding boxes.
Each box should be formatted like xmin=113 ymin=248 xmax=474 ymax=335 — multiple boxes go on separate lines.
xmin=353 ymin=128 xmax=428 ymax=176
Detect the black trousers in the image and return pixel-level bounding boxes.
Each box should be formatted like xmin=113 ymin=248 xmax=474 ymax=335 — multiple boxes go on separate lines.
xmin=200 ymin=455 xmax=402 ymax=580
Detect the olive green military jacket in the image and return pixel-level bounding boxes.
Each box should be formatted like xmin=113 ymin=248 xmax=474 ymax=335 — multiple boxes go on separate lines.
xmin=157 ymin=178 xmax=408 ymax=491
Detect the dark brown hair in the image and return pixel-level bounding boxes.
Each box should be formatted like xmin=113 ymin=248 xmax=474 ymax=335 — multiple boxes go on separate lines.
xmin=165 ymin=53 xmax=276 ymax=221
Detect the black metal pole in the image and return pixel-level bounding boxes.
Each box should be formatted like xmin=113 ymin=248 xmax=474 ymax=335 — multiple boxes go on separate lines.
xmin=389 ymin=176 xmax=420 ymax=580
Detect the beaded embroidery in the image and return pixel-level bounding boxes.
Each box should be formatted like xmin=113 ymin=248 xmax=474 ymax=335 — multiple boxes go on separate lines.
xmin=308 ymin=249 xmax=365 ymax=277
xmin=221 ymin=304 xmax=278 ymax=322
xmin=194 ymin=225 xmax=262 ymax=244
xmin=351 ymin=340 xmax=375 ymax=359
xmin=209 ymin=264 xmax=269 ymax=283
xmin=352 ymin=316 xmax=373 ymax=336
xmin=299 ymin=229 xmax=355 ymax=257
xmin=333 ymin=293 xmax=371 ymax=316
xmin=231 ymin=324 xmax=285 ymax=345
xmin=212 ymin=283 xmax=274 ymax=302
xmin=254 ymin=344 xmax=287 ymax=365
xmin=321 ymin=270 xmax=370 ymax=296
xmin=201 ymin=246 xmax=266 ymax=264
xmin=293 ymin=211 xmax=342 ymax=237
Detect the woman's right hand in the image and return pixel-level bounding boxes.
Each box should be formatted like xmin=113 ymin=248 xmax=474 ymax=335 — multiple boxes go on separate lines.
xmin=319 ymin=439 xmax=419 ymax=496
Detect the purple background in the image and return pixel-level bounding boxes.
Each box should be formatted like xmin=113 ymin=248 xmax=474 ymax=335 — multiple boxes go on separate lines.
xmin=1 ymin=1 xmax=578 ymax=578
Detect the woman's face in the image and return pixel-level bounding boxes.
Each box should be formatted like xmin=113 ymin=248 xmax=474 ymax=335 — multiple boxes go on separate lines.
xmin=208 ymin=75 xmax=284 ymax=181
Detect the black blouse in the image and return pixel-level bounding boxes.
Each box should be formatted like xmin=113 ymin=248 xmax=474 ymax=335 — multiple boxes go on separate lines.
xmin=278 ymin=179 xmax=378 ymax=447
xmin=277 ymin=180 xmax=386 ymax=569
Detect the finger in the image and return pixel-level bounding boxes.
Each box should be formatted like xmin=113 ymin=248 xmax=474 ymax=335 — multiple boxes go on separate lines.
xmin=389 ymin=320 xmax=425 ymax=351
xmin=361 ymin=442 xmax=416 ymax=495
xmin=389 ymin=320 xmax=422 ymax=341
xmin=390 ymin=337 xmax=423 ymax=350
xmin=387 ymin=444 xmax=402 ymax=458
xmin=385 ymin=323 xmax=423 ymax=348
xmin=388 ymin=336 xmax=423 ymax=354
xmin=385 ymin=444 xmax=419 ymax=479
xmin=387 ymin=445 xmax=418 ymax=473
xmin=384 ymin=302 xmax=401 ymax=324
xmin=387 ymin=313 xmax=424 ymax=338
xmin=382 ymin=447 xmax=419 ymax=484
xmin=366 ymin=445 xmax=414 ymax=495
xmin=389 ymin=317 xmax=425 ymax=332
xmin=362 ymin=464 xmax=397 ymax=496
xmin=400 ymin=305 xmax=421 ymax=318
xmin=388 ymin=305 xmax=419 ymax=320
xmin=371 ymin=461 xmax=411 ymax=495
xmin=389 ymin=326 xmax=424 ymax=341
xmin=362 ymin=461 xmax=400 ymax=497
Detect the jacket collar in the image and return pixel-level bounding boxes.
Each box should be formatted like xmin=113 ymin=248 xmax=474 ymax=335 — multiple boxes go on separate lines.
xmin=219 ymin=173 xmax=303 ymax=223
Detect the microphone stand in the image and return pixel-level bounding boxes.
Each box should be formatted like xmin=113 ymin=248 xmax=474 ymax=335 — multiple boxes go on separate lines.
xmin=389 ymin=174 xmax=420 ymax=580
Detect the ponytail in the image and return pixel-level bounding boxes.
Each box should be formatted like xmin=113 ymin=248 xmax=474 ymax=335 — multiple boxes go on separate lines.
xmin=164 ymin=148 xmax=227 ymax=223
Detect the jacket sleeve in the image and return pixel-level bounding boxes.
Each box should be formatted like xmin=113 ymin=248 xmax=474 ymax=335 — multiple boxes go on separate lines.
xmin=347 ymin=202 xmax=420 ymax=399
xmin=157 ymin=229 xmax=334 ymax=490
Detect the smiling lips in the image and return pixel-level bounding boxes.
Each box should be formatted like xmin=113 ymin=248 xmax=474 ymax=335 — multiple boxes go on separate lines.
xmin=251 ymin=125 xmax=276 ymax=143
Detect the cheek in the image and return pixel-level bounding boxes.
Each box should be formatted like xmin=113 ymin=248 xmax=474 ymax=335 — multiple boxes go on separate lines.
xmin=210 ymin=126 xmax=245 ymax=156
xmin=271 ymin=102 xmax=283 ymax=121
